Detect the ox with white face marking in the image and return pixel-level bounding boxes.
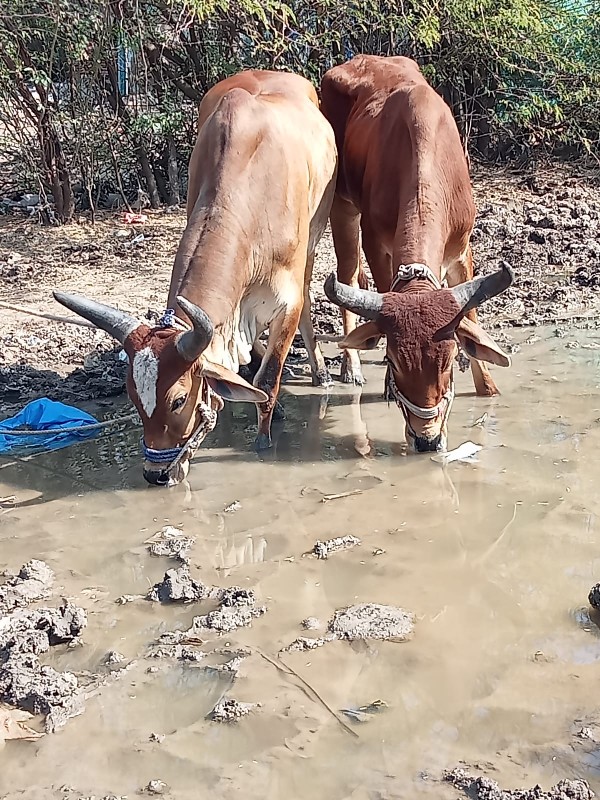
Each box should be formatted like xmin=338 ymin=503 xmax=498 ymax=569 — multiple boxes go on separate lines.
xmin=53 ymin=69 xmax=338 ymax=486
xmin=132 ymin=346 xmax=159 ymax=417
xmin=52 ymin=292 xmax=268 ymax=486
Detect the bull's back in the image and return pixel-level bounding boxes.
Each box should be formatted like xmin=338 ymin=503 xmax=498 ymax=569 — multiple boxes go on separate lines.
xmin=197 ymin=70 xmax=319 ymax=130
xmin=196 ymin=72 xmax=336 ymax=228
xmin=321 ymin=55 xmax=473 ymax=233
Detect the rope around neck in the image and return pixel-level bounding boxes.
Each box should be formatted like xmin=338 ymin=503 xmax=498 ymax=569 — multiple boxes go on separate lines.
xmin=158 ymin=308 xmax=190 ymax=331
xmin=390 ymin=263 xmax=445 ymax=291
xmin=385 ymin=363 xmax=455 ymax=421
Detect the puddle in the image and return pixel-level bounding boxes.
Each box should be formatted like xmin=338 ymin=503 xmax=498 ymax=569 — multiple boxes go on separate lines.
xmin=2 ymin=328 xmax=600 ymax=798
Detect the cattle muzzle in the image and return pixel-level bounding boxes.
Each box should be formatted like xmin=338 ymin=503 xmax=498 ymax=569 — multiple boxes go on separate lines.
xmin=413 ymin=433 xmax=443 ymax=453
xmin=384 ymin=363 xmax=454 ymax=453
xmin=141 ymin=384 xmax=220 ymax=487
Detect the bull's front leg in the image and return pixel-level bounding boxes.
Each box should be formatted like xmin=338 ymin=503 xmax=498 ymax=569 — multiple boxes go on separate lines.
xmin=465 ymin=308 xmax=500 ymax=397
xmin=330 ymin=194 xmax=365 ymax=385
xmin=253 ymin=305 xmax=302 ymax=451
xmin=447 ymin=246 xmax=500 ymax=397
xmin=299 ymin=253 xmax=333 ymax=388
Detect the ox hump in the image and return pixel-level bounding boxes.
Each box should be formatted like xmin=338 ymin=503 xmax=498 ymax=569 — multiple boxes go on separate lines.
xmin=132 ymin=346 xmax=159 ymax=417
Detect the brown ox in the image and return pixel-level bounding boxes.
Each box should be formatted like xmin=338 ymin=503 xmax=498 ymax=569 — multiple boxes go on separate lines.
xmin=54 ymin=70 xmax=337 ymax=484
xmin=320 ymin=55 xmax=514 ymax=453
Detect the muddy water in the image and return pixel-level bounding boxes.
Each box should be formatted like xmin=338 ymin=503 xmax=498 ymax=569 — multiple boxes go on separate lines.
xmin=2 ymin=329 xmax=600 ymax=799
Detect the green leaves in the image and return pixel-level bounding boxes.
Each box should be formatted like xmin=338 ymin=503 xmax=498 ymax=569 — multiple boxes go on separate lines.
xmin=1 ymin=0 xmax=599 ymax=215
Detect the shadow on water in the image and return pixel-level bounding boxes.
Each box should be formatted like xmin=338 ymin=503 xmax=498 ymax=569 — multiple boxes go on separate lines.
xmin=0 ymin=375 xmax=403 ymax=507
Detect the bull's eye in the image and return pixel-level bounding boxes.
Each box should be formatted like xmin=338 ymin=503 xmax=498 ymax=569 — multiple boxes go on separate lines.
xmin=171 ymin=395 xmax=187 ymax=412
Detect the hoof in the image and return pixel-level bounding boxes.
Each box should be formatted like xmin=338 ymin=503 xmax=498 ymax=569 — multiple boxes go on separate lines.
xmin=340 ymin=354 xmax=365 ymax=386
xmin=255 ymin=432 xmax=272 ymax=451
xmin=341 ymin=369 xmax=365 ymax=386
xmin=476 ymin=385 xmax=500 ymax=397
xmin=272 ymin=399 xmax=286 ymax=421
xmin=312 ymin=368 xmax=333 ymax=389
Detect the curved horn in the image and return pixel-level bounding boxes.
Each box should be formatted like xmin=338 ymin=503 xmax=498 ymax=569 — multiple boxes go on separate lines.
xmin=450 ymin=261 xmax=515 ymax=316
xmin=324 ymin=272 xmax=383 ymax=321
xmin=175 ymin=296 xmax=214 ymax=362
xmin=53 ymin=291 xmax=141 ymax=344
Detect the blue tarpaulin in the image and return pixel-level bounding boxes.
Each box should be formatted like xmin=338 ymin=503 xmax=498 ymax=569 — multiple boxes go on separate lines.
xmin=0 ymin=398 xmax=100 ymax=454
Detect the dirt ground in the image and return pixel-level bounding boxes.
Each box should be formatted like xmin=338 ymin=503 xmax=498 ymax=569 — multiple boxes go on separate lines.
xmin=1 ymin=165 xmax=600 ymax=415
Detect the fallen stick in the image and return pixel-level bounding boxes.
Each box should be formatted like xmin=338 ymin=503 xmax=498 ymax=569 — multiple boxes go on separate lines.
xmin=255 ymin=647 xmax=359 ymax=739
xmin=0 ymin=300 xmax=95 ymax=328
xmin=322 ymin=489 xmax=363 ymax=502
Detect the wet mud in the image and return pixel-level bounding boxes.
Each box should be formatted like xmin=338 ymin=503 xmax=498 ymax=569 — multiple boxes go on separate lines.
xmin=3 ymin=326 xmax=600 ymax=797
xmin=0 ymin=560 xmax=87 ymax=732
xmin=310 ymin=534 xmax=361 ymax=559
xmin=209 ymin=697 xmax=259 ymax=723
xmin=328 ymin=603 xmax=415 ymax=642
xmin=2 ymin=168 xmax=600 ymax=415
xmin=444 ymin=768 xmax=595 ymax=799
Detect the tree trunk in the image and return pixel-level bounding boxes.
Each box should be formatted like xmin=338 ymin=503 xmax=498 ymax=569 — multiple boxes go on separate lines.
xmin=137 ymin=145 xmax=161 ymax=209
xmin=38 ymin=112 xmax=74 ymax=224
xmin=166 ymin=135 xmax=180 ymax=206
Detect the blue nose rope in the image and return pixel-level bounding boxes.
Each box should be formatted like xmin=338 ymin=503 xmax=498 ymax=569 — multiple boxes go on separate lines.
xmin=142 ymin=443 xmax=182 ymax=464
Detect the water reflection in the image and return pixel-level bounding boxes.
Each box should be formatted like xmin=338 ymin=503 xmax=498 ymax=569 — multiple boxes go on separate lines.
xmin=2 ymin=330 xmax=600 ymax=798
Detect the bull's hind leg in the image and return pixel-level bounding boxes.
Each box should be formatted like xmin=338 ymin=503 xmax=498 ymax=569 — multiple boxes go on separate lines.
xmin=253 ymin=304 xmax=303 ymax=451
xmin=299 ymin=253 xmax=333 ymax=388
xmin=446 ymin=245 xmax=500 ymax=397
xmin=330 ymin=194 xmax=365 ymax=385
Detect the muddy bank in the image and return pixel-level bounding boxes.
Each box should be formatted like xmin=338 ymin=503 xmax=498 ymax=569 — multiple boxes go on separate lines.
xmin=444 ymin=768 xmax=594 ymax=799
xmin=2 ymin=167 xmax=600 ymax=413
xmin=0 ymin=560 xmax=87 ymax=732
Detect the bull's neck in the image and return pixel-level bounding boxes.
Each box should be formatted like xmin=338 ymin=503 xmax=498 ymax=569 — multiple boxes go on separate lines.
xmin=168 ymin=203 xmax=249 ymax=329
xmin=392 ymin=184 xmax=447 ymax=283
xmin=394 ymin=279 xmax=437 ymax=295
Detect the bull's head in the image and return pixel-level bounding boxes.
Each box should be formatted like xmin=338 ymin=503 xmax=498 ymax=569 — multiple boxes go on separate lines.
xmin=53 ymin=292 xmax=267 ymax=485
xmin=324 ymin=262 xmax=514 ymax=453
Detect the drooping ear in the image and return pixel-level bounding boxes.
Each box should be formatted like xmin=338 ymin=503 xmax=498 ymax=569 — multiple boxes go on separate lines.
xmin=339 ymin=321 xmax=383 ymax=351
xmin=202 ymin=360 xmax=268 ymax=403
xmin=455 ymin=317 xmax=511 ymax=367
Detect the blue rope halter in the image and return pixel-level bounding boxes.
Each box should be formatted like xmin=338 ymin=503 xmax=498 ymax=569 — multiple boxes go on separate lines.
xmin=142 ymin=443 xmax=183 ymax=464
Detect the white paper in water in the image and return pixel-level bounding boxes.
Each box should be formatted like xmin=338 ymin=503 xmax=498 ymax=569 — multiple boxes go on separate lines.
xmin=430 ymin=441 xmax=482 ymax=466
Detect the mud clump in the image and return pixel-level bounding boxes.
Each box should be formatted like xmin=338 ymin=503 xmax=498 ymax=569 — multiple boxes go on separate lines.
xmin=328 ymin=603 xmax=414 ymax=642
xmin=218 ymin=587 xmax=257 ymax=607
xmin=0 ymin=652 xmax=83 ymax=731
xmin=146 ymin=526 xmax=195 ymax=562
xmin=204 ymin=647 xmax=251 ymax=674
xmin=149 ymin=587 xmax=265 ymax=660
xmin=0 ymin=560 xmax=88 ymax=733
xmin=301 ymin=617 xmax=322 ymax=631
xmin=209 ymin=697 xmax=259 ymax=723
xmin=194 ymin=603 xmax=266 ymax=634
xmin=149 ymin=635 xmax=206 ymax=662
xmin=0 ymin=601 xmax=87 ymax=732
xmin=588 ymin=583 xmax=600 ymax=610
xmin=0 ymin=559 xmax=54 ymax=614
xmin=192 ymin=585 xmax=266 ymax=633
xmin=444 ymin=768 xmax=594 ymax=799
xmin=145 ymin=779 xmax=168 ymax=795
xmin=146 ymin=565 xmax=214 ymax=604
xmin=311 ymin=535 xmax=361 ymax=559
xmin=281 ymin=635 xmax=335 ymax=653
xmin=0 ymin=601 xmax=87 ymax=655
